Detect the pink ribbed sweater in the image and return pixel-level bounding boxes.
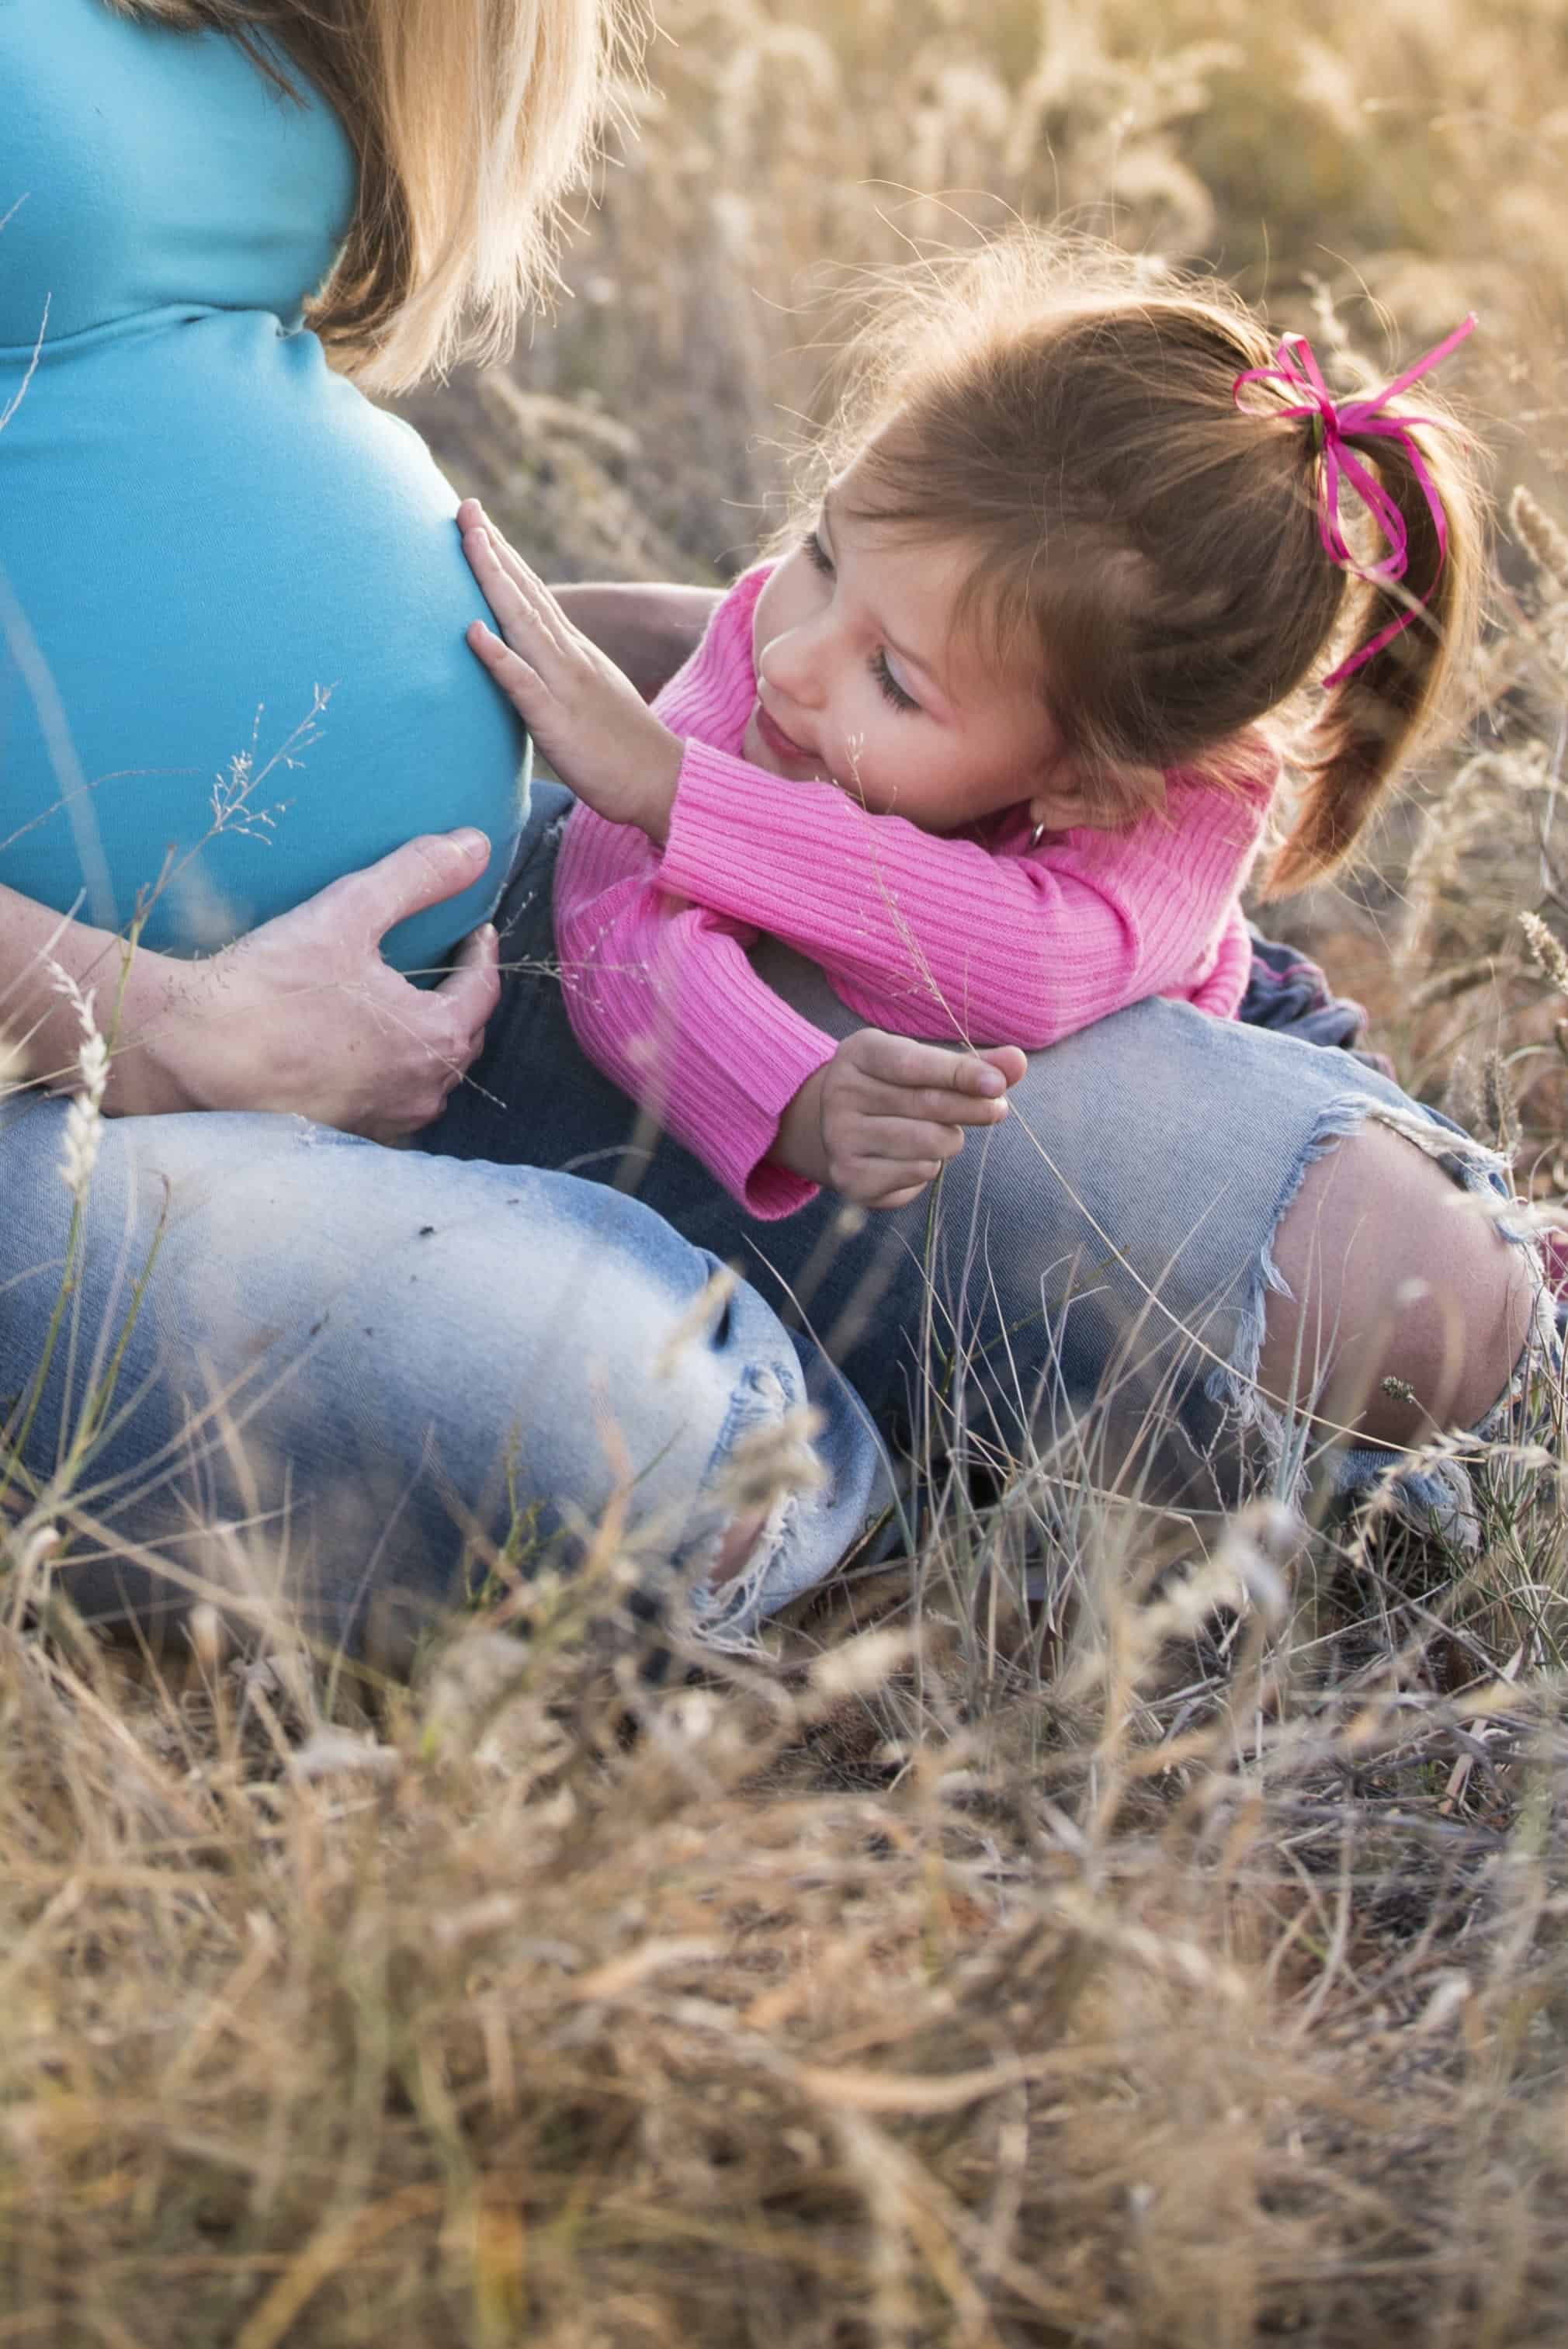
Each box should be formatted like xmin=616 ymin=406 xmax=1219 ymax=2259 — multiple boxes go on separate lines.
xmin=554 ymin=564 xmax=1275 ymax=1218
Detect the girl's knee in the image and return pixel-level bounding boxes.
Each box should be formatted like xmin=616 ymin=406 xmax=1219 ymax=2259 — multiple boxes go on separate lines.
xmin=1257 ymin=1119 xmax=1539 ymax=1448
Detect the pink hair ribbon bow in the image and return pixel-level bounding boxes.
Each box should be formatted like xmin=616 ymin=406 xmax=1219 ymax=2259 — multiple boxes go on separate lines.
xmin=1232 ymin=314 xmax=1476 ymax=686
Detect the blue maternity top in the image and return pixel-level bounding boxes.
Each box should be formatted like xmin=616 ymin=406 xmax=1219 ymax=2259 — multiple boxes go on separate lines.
xmin=0 ymin=0 xmax=529 ymax=971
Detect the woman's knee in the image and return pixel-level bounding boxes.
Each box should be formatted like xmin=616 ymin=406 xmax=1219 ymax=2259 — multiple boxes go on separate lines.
xmin=1256 ymin=1119 xmax=1539 ymax=1448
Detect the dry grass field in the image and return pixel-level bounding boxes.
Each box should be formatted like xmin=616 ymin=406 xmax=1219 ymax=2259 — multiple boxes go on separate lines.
xmin=9 ymin=2 xmax=1568 ymax=2341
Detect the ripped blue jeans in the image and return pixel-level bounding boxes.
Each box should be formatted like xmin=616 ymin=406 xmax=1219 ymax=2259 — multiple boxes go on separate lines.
xmin=421 ymin=782 xmax=1551 ymax=1552
xmin=0 ymin=1095 xmax=890 ymax=1654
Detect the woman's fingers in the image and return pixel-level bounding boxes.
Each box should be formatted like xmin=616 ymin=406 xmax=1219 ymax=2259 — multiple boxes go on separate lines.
xmin=438 ymin=919 xmax=501 ymax=1050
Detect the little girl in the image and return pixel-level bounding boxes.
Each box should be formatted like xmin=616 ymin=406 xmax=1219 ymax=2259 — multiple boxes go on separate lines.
xmin=461 ymin=235 xmax=1480 ymax=1219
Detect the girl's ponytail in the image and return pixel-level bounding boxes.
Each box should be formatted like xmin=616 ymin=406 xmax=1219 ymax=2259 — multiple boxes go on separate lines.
xmin=1244 ymin=324 xmax=1486 ymax=899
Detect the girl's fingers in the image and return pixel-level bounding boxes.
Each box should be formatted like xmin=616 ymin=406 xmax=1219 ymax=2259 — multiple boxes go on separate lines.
xmin=850 ymin=1030 xmax=1011 ymax=1097
xmin=467 ymin=620 xmax=546 ymax=703
xmin=981 ymin=1045 xmax=1029 ymax=1088
xmin=467 ymin=526 xmax=574 ymax=656
xmin=459 ymin=501 xmax=536 ymax=597
xmin=460 ymin=506 xmax=586 ymax=658
xmin=463 ymin=528 xmax=536 ymax=622
xmin=474 ymin=508 xmax=543 ymax=597
xmin=862 ymin=1081 xmax=1008 ymax=1129
xmin=848 ymin=1116 xmax=966 ymax=1164
xmin=851 ymin=1161 xmax=945 ymax=1203
xmin=464 ymin=528 xmax=550 ymax=636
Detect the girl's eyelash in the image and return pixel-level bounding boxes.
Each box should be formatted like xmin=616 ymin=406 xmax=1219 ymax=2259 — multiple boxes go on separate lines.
xmin=872 ymin=651 xmax=920 ymax=713
xmin=799 ymin=531 xmax=917 ymax=710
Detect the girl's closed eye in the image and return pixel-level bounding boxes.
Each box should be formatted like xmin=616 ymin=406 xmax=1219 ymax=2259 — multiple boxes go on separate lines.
xmin=803 ymin=529 xmax=834 ymax=576
xmin=872 ymin=650 xmax=921 ymax=713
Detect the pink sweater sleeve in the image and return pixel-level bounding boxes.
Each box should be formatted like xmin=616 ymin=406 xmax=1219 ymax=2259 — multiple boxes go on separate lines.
xmin=659 ymin=744 xmax=1275 ymax=1049
xmin=1190 ymin=904 xmax=1255 ymax=1018
xmin=553 ymin=805 xmax=837 ymax=1219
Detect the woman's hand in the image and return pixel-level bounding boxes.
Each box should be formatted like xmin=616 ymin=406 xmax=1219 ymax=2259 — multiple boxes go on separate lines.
xmin=109 ymin=831 xmax=501 ymax=1141
xmin=460 ymin=501 xmax=685 ymax=841
xmin=775 ymin=1030 xmax=1028 ymax=1209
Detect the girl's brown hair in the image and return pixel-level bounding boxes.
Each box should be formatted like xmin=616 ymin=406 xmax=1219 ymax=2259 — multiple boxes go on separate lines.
xmin=106 ymin=0 xmax=639 ymax=392
xmin=811 ymin=235 xmax=1485 ymax=896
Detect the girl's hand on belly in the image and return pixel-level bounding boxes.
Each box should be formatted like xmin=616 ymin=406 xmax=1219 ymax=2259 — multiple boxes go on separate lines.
xmin=461 ymin=508 xmax=686 ymax=841
xmin=113 ymin=832 xmax=501 ymax=1141
xmin=550 ymin=577 xmax=721 ymax=703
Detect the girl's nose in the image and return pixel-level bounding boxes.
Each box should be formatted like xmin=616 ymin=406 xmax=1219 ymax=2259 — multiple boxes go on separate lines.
xmin=757 ymin=626 xmax=824 ymax=710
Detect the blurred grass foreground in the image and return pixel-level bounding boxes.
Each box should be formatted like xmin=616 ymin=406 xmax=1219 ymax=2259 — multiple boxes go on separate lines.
xmin=9 ymin=0 xmax=1568 ymax=2340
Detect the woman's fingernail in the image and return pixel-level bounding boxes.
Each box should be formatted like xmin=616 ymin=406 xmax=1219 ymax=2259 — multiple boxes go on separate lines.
xmin=977 ymin=1068 xmax=1005 ymax=1095
xmin=450 ymin=828 xmax=489 ymax=859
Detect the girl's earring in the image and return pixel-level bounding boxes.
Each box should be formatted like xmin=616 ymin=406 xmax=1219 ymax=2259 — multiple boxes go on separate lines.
xmin=1029 ymin=820 xmax=1046 ymax=849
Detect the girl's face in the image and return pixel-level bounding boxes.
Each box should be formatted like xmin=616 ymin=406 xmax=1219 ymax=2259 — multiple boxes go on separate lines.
xmin=741 ymin=481 xmax=1084 ymax=834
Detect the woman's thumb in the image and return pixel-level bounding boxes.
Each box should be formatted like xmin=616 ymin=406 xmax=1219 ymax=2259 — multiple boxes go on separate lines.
xmin=349 ymin=831 xmax=491 ymax=945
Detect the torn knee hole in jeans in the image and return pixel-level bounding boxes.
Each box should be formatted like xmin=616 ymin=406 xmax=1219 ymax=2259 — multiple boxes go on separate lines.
xmin=1207 ymin=1092 xmax=1556 ymax=1542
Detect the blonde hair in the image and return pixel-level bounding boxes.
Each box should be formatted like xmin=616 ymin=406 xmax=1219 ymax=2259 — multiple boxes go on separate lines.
xmin=106 ymin=0 xmax=637 ymax=392
xmin=805 ymin=235 xmax=1486 ymax=897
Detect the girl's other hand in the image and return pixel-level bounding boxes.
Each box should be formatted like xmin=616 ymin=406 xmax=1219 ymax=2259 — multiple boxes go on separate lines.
xmin=776 ymin=1029 xmax=1028 ymax=1209
xmin=113 ymin=831 xmax=501 ymax=1141
xmin=459 ymin=501 xmax=685 ymax=841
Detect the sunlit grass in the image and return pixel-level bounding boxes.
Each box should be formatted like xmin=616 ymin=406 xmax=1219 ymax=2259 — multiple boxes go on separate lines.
xmin=7 ymin=1 xmax=1568 ymax=2338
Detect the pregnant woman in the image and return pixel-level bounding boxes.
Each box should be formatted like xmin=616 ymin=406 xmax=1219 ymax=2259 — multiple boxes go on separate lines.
xmin=0 ymin=0 xmax=1544 ymax=1658
xmin=0 ymin=0 xmax=886 ymax=1650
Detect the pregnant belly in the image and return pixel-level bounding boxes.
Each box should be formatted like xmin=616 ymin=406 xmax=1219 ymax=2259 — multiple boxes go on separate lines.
xmin=0 ymin=309 xmax=529 ymax=973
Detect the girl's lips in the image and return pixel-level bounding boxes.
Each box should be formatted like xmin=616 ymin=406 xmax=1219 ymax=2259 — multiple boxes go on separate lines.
xmin=753 ymin=700 xmax=816 ymax=766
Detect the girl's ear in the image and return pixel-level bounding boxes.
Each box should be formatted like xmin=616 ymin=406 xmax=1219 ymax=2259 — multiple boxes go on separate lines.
xmin=1026 ymin=773 xmax=1100 ymax=832
xmin=1025 ymin=744 xmax=1088 ymax=832
xmin=1028 ymin=756 xmax=1161 ymax=835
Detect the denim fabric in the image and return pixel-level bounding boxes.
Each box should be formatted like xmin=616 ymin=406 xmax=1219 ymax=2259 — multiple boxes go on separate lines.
xmin=0 ymin=1088 xmax=888 ymax=1653
xmin=421 ymin=783 xmax=1542 ymax=1532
